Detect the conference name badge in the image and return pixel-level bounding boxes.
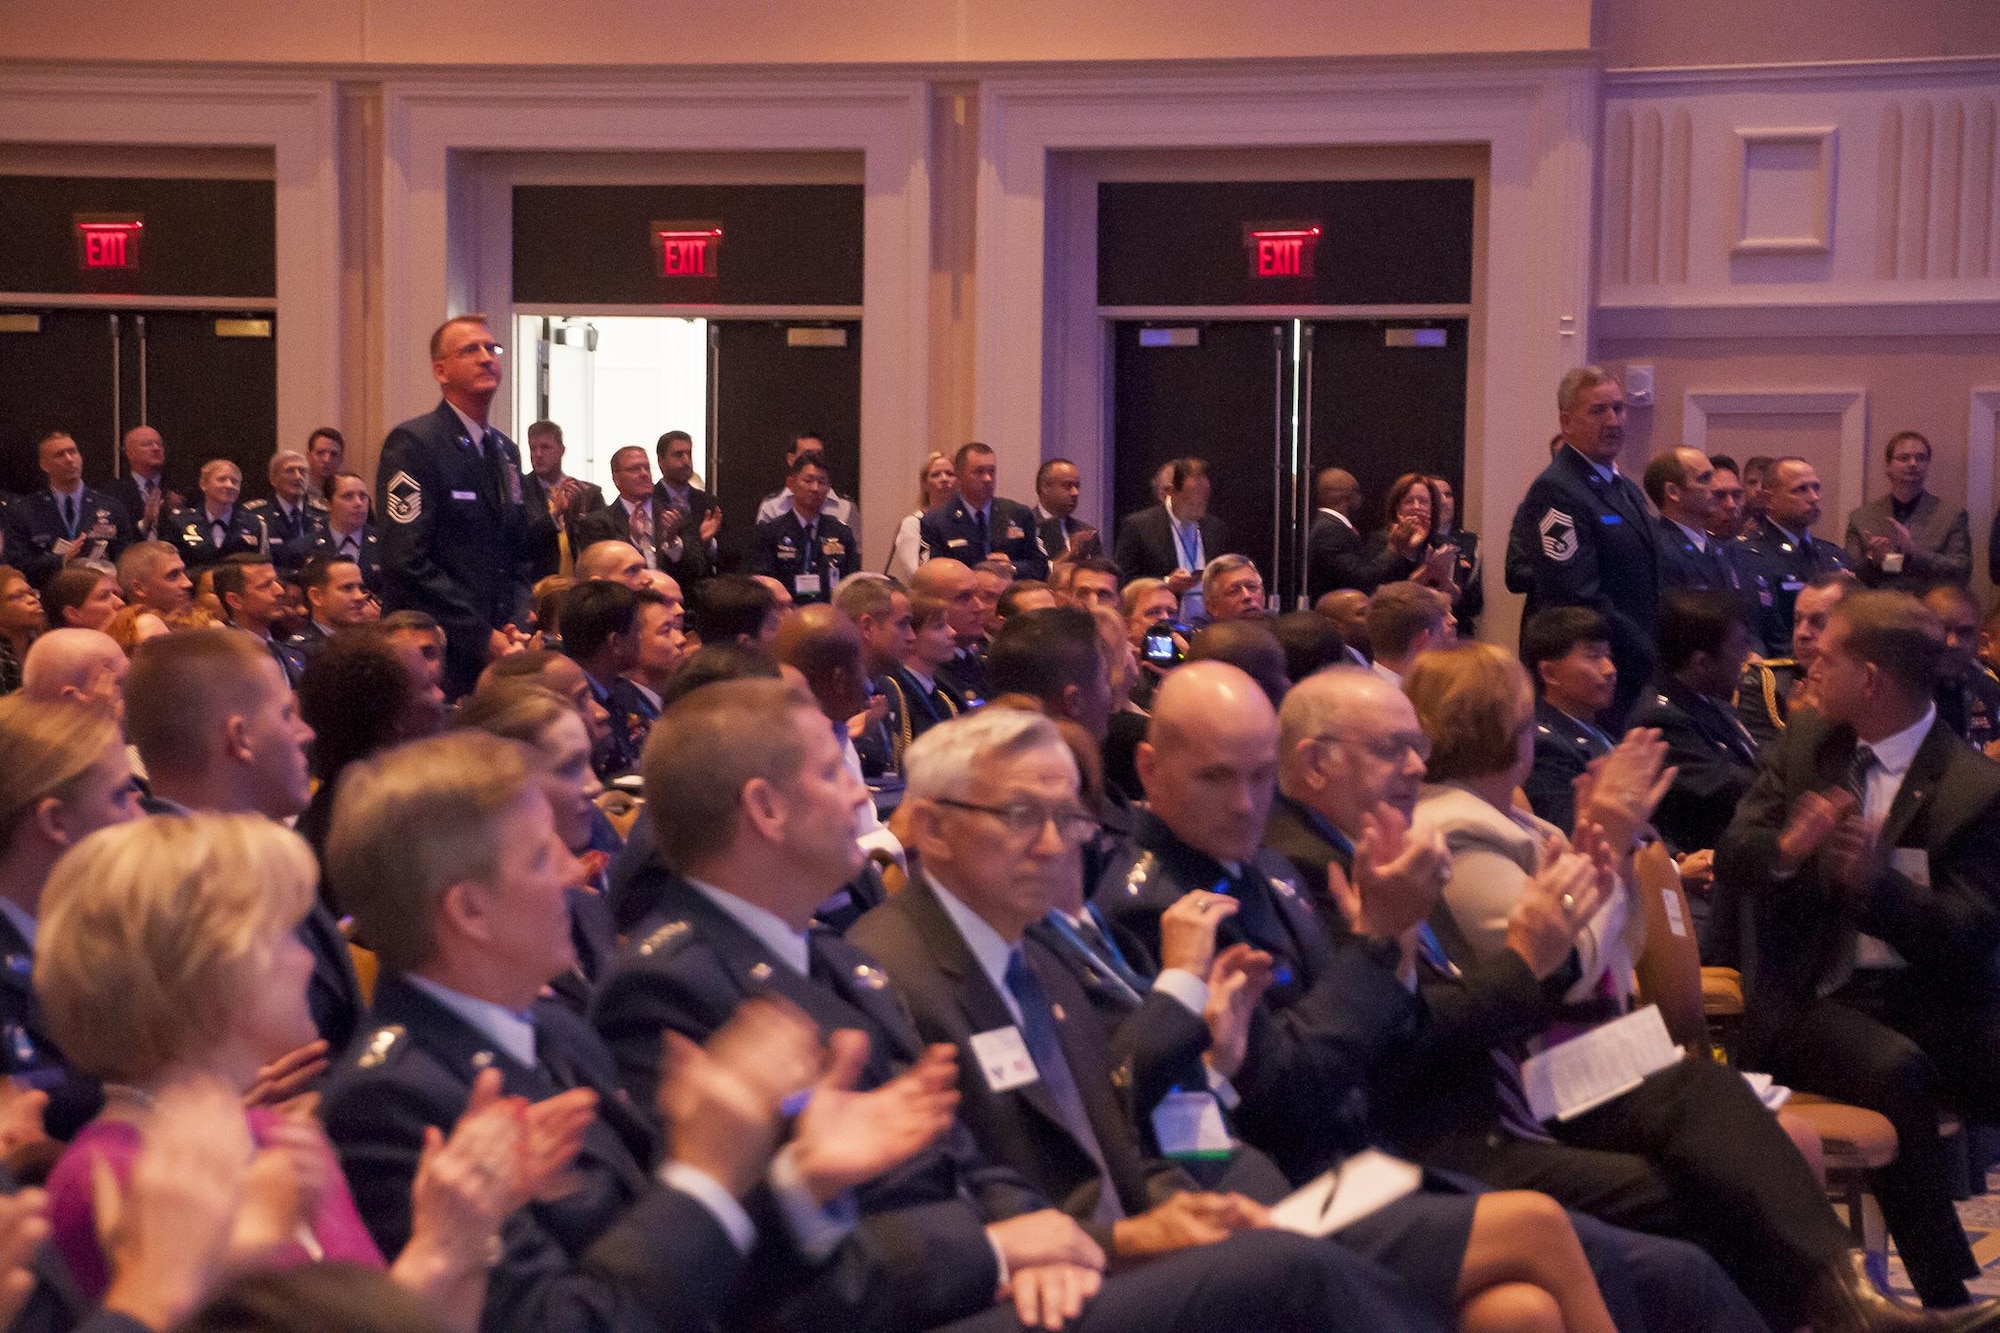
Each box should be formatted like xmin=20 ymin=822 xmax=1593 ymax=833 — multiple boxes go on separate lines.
xmin=969 ymin=1026 xmax=1039 ymax=1093
xmin=1152 ymin=1089 xmax=1232 ymax=1161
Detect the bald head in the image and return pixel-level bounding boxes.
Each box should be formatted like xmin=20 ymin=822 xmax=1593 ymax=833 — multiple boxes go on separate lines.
xmin=773 ymin=603 xmax=867 ymax=722
xmin=21 ymin=628 xmax=129 ymax=719
xmin=575 ymin=540 xmax=648 ymax=589
xmin=1277 ymin=666 xmax=1428 ymax=833
xmin=911 ymin=558 xmax=984 ymax=643
xmin=1140 ymin=662 xmax=1279 ymax=864
xmin=1315 ymin=468 xmax=1361 ymax=517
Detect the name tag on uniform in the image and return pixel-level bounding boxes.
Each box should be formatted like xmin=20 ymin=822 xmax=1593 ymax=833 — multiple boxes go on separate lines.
xmin=946 ymin=538 xmax=968 ymax=549
xmin=1599 ymin=513 xmax=1623 ymax=525
xmin=794 ymin=573 xmax=823 ymax=596
xmin=1151 ymin=1089 xmax=1232 ymax=1161
xmin=451 ymin=490 xmax=478 ymax=501
xmin=1781 ymin=578 xmax=1805 ymax=592
xmin=968 ymin=1026 xmax=1039 ymax=1092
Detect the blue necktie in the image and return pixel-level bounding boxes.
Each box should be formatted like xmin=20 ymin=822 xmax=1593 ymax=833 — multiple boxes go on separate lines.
xmin=973 ymin=508 xmax=989 ymax=558
xmin=1045 ymin=911 xmax=1147 ymax=1007
xmin=1004 ymin=948 xmax=1124 ymax=1223
xmin=61 ymin=494 xmax=77 ymax=536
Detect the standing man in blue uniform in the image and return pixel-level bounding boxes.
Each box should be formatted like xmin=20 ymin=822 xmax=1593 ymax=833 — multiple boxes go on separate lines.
xmin=377 ymin=314 xmax=530 ymax=700
xmin=1644 ymin=447 xmax=1738 ymax=593
xmin=921 ymin=442 xmax=1049 ymax=580
xmin=1506 ymin=366 xmax=1660 ymax=725
xmin=1735 ymin=456 xmax=1849 ymax=656
xmin=4 ymin=431 xmax=135 ymax=590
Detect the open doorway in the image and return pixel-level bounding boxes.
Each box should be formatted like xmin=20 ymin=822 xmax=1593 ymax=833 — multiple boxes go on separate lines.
xmin=514 ymin=314 xmax=710 ymax=498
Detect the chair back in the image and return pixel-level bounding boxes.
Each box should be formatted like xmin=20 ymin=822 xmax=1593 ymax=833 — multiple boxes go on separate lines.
xmin=1631 ymin=840 xmax=1707 ymax=1051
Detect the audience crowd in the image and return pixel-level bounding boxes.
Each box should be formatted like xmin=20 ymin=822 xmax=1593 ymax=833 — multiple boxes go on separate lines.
xmin=0 ymin=326 xmax=1995 ymax=1332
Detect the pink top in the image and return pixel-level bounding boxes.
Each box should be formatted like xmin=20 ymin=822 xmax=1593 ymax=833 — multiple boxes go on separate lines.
xmin=47 ymin=1104 xmax=386 ymax=1302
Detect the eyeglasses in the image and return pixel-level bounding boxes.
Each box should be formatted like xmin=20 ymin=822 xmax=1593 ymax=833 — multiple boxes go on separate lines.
xmin=934 ymin=797 xmax=1100 ymax=843
xmin=448 ymin=341 xmax=505 ymax=359
xmin=1316 ymin=731 xmax=1432 ymax=764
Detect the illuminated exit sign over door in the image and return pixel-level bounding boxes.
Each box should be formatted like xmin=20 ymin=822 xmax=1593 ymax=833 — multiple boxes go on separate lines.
xmin=75 ymin=215 xmax=143 ymax=271
xmin=1243 ymin=223 xmax=1321 ymax=280
xmin=651 ymin=222 xmax=722 ymax=280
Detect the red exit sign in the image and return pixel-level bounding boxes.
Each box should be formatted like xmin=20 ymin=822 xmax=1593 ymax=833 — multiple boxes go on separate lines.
xmin=75 ymin=215 xmax=143 ymax=271
xmin=651 ymin=222 xmax=722 ymax=280
xmin=1244 ymin=223 xmax=1321 ymax=280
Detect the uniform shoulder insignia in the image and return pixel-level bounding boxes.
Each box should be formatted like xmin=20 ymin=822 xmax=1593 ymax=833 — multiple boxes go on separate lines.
xmin=637 ymin=919 xmax=689 ymax=958
xmin=357 ymin=1025 xmax=405 ymax=1069
xmin=243 ymin=498 xmax=270 ymax=510
xmin=1535 ymin=723 xmax=1553 ymax=735
xmin=1657 ymin=694 xmax=1670 ymax=706
xmin=1124 ymin=851 xmax=1158 ymax=896
xmin=1538 ymin=508 xmax=1578 ymax=562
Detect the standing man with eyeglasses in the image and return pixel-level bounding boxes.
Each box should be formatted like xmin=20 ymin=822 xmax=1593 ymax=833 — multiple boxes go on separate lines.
xmin=377 ymin=314 xmax=531 ymax=700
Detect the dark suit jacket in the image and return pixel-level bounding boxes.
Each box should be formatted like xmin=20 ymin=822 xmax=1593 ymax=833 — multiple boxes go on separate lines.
xmin=110 ymin=474 xmax=178 ymax=543
xmin=306 ymin=523 xmax=386 ymax=593
xmin=375 ymin=401 xmax=531 ymax=694
xmin=848 ymin=880 xmax=1174 ymax=1228
xmin=1653 ymin=515 xmax=1739 ymax=594
xmin=919 ymin=496 xmax=1048 ymax=580
xmin=590 ymin=870 xmax=1045 ymax=1333
xmin=2 ymin=488 xmax=136 ymax=589
xmin=1631 ymin=673 xmax=1758 ymax=853
xmin=323 ymin=973 xmax=746 ymax=1333
xmin=1094 ymin=811 xmax=1413 ymax=1183
xmin=1715 ymin=711 xmax=2000 ymax=1066
xmin=241 ymin=496 xmax=321 ymax=574
xmin=573 ymin=493 xmax=717 ymax=588
xmin=165 ymin=503 xmax=265 ymax=570
xmin=1113 ymin=504 xmax=1228 ymax=583
xmin=1035 ymin=509 xmax=1098 ymax=564
xmin=520 ymin=472 xmax=606 ymax=583
xmin=1305 ymin=510 xmax=1410 ymax=601
xmin=1258 ymin=798 xmax=1565 ymax=1155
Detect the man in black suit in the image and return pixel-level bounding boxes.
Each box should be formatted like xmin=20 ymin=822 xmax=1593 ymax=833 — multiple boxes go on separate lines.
xmin=1718 ymin=590 xmax=2000 ymax=1312
xmin=323 ymin=729 xmax=967 ymax=1333
xmin=123 ymin=628 xmax=361 ymax=1060
xmin=593 ymin=678 xmax=1453 ymax=1333
xmin=1306 ymin=467 xmax=1400 ymax=601
xmin=573 ymin=447 xmax=680 ymax=577
xmin=4 ymin=431 xmax=136 ymax=590
xmin=1114 ymin=459 xmax=1227 ymax=619
xmin=921 ymin=443 xmax=1048 ymax=580
xmin=521 ymin=419 xmax=606 ymax=582
xmin=111 ymin=425 xmax=179 ymax=543
xmin=1266 ymin=667 xmax=1921 ymax=1333
xmin=377 ymin=314 xmax=532 ymax=699
xmin=651 ymin=429 xmax=722 ymax=587
xmin=751 ymin=451 xmax=859 ymax=607
xmin=1033 ymin=458 xmax=1098 ymax=565
xmin=1644 ymin=448 xmax=1738 ymax=594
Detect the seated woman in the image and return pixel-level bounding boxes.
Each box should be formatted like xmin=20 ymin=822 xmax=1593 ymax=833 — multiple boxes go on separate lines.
xmin=1356 ymin=474 xmax=1459 ymax=599
xmin=451 ymin=683 xmax=618 ymax=1013
xmin=1401 ymin=643 xmax=1935 ymax=1331
xmin=43 ymin=565 xmax=126 ymax=634
xmin=35 ymin=814 xmax=524 ymax=1330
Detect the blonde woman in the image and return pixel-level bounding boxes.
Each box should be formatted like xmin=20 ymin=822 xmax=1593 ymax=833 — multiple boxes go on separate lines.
xmin=38 ymin=815 xmax=532 ymax=1330
xmin=885 ymin=451 xmax=957 ymax=583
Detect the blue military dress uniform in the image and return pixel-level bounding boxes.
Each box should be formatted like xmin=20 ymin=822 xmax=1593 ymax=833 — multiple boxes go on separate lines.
xmin=919 ymin=495 xmax=1049 ymax=580
xmin=1653 ymin=515 xmax=1739 ymax=594
xmin=0 ymin=915 xmax=100 ymax=1141
xmin=749 ymin=511 xmax=858 ymax=606
xmin=307 ymin=523 xmax=386 ymax=593
xmin=1506 ymin=447 xmax=1660 ymax=724
xmin=241 ymin=496 xmax=322 ymax=575
xmin=1523 ymin=699 xmax=1616 ymax=834
xmin=2 ymin=488 xmax=135 ymax=589
xmin=168 ymin=503 xmax=266 ymax=570
xmin=1734 ymin=522 xmax=1849 ymax=656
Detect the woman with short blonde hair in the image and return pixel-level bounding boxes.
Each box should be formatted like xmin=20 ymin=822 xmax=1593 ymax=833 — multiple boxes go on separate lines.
xmin=37 ymin=814 xmax=523 ymax=1325
xmin=886 ymin=451 xmax=957 ymax=583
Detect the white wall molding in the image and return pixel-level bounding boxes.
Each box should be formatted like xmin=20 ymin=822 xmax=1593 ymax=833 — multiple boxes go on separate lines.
xmin=1595 ymin=299 xmax=2000 ymax=339
xmin=976 ymin=58 xmax=1597 ymax=642
xmin=1683 ymin=388 xmax=1870 ymax=535
xmin=0 ymin=68 xmax=341 ymax=464
xmin=1970 ymin=387 xmax=2000 ymax=588
xmin=378 ymin=74 xmax=931 ymax=561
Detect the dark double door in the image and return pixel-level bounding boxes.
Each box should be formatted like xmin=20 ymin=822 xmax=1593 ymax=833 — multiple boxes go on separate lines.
xmin=0 ymin=307 xmax=276 ymax=498
xmin=1112 ymin=317 xmax=1468 ymax=608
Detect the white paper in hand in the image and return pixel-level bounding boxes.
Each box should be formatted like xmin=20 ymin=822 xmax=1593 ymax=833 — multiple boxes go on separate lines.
xmin=1520 ymin=1004 xmax=1680 ymax=1123
xmin=1267 ymin=1150 xmax=1423 ymax=1238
